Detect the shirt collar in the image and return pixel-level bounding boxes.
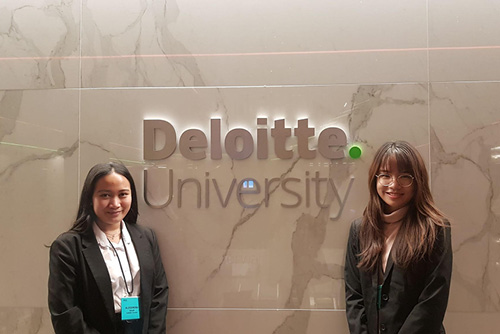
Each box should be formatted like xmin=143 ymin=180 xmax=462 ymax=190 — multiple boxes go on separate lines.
xmin=93 ymin=221 xmax=132 ymax=247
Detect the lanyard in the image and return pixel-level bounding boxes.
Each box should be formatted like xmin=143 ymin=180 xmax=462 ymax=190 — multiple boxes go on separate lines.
xmin=107 ymin=224 xmax=134 ymax=295
xmin=377 ymin=284 xmax=382 ymax=310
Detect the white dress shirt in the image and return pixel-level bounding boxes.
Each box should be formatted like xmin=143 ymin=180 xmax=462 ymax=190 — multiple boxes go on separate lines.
xmin=93 ymin=222 xmax=141 ymax=313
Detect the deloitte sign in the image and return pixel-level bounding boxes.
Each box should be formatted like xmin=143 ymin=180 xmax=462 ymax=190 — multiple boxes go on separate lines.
xmin=142 ymin=118 xmax=360 ymax=220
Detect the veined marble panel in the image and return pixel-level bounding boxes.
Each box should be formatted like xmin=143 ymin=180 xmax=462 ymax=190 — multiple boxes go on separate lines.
xmin=0 ymin=307 xmax=52 ymax=334
xmin=430 ymin=83 xmax=500 ymax=314
xmin=0 ymin=1 xmax=81 ymax=90
xmin=0 ymin=89 xmax=79 ymax=307
xmin=429 ymin=0 xmax=500 ymax=82
xmin=166 ymin=309 xmax=348 ymax=334
xmin=81 ymin=0 xmax=428 ymax=87
xmin=79 ymin=84 xmax=428 ymax=322
xmin=444 ymin=312 xmax=500 ymax=334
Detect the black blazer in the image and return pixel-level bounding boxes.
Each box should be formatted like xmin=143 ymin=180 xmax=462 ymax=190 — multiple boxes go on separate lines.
xmin=344 ymin=218 xmax=452 ymax=334
xmin=48 ymin=223 xmax=169 ymax=334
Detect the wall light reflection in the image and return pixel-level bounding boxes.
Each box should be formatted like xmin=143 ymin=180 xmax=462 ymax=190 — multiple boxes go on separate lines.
xmin=0 ymin=141 xmax=59 ymax=153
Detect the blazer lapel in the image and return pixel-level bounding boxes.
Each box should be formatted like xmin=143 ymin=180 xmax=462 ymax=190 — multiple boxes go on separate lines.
xmin=382 ymin=248 xmax=395 ymax=283
xmin=127 ymin=224 xmax=154 ymax=309
xmin=81 ymin=226 xmax=116 ymax=322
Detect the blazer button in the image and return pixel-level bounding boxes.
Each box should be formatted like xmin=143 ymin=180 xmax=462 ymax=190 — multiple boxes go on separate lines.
xmin=382 ymin=294 xmax=389 ymax=301
xmin=380 ymin=323 xmax=386 ymax=331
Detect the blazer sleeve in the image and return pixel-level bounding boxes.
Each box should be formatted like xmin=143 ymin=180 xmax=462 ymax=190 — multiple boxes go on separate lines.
xmin=344 ymin=219 xmax=369 ymax=334
xmin=146 ymin=228 xmax=169 ymax=333
xmin=48 ymin=234 xmax=100 ymax=334
xmin=398 ymin=224 xmax=453 ymax=334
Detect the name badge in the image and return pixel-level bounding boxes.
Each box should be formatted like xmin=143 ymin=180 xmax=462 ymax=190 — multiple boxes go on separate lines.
xmin=121 ymin=296 xmax=140 ymax=320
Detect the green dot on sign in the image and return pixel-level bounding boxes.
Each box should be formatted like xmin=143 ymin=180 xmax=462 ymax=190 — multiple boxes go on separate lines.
xmin=349 ymin=145 xmax=362 ymax=159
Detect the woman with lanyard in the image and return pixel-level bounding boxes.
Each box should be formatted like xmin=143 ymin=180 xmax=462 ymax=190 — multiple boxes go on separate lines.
xmin=344 ymin=141 xmax=452 ymax=334
xmin=49 ymin=162 xmax=169 ymax=333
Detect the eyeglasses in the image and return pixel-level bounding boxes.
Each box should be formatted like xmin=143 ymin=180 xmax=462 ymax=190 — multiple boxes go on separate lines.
xmin=375 ymin=173 xmax=414 ymax=187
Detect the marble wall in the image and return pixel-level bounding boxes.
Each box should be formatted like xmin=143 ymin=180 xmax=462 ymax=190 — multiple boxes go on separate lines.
xmin=0 ymin=0 xmax=499 ymax=333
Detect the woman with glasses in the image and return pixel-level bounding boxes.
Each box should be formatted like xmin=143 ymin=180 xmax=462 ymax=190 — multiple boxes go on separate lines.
xmin=344 ymin=141 xmax=452 ymax=334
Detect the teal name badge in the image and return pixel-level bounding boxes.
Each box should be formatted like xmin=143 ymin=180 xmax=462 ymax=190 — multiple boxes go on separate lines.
xmin=121 ymin=296 xmax=140 ymax=320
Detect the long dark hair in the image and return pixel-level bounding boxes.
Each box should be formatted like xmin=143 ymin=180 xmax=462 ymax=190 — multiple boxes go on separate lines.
xmin=71 ymin=162 xmax=139 ymax=233
xmin=358 ymin=141 xmax=446 ymax=271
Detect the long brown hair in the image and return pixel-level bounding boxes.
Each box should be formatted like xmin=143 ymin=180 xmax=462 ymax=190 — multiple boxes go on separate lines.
xmin=358 ymin=141 xmax=446 ymax=272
